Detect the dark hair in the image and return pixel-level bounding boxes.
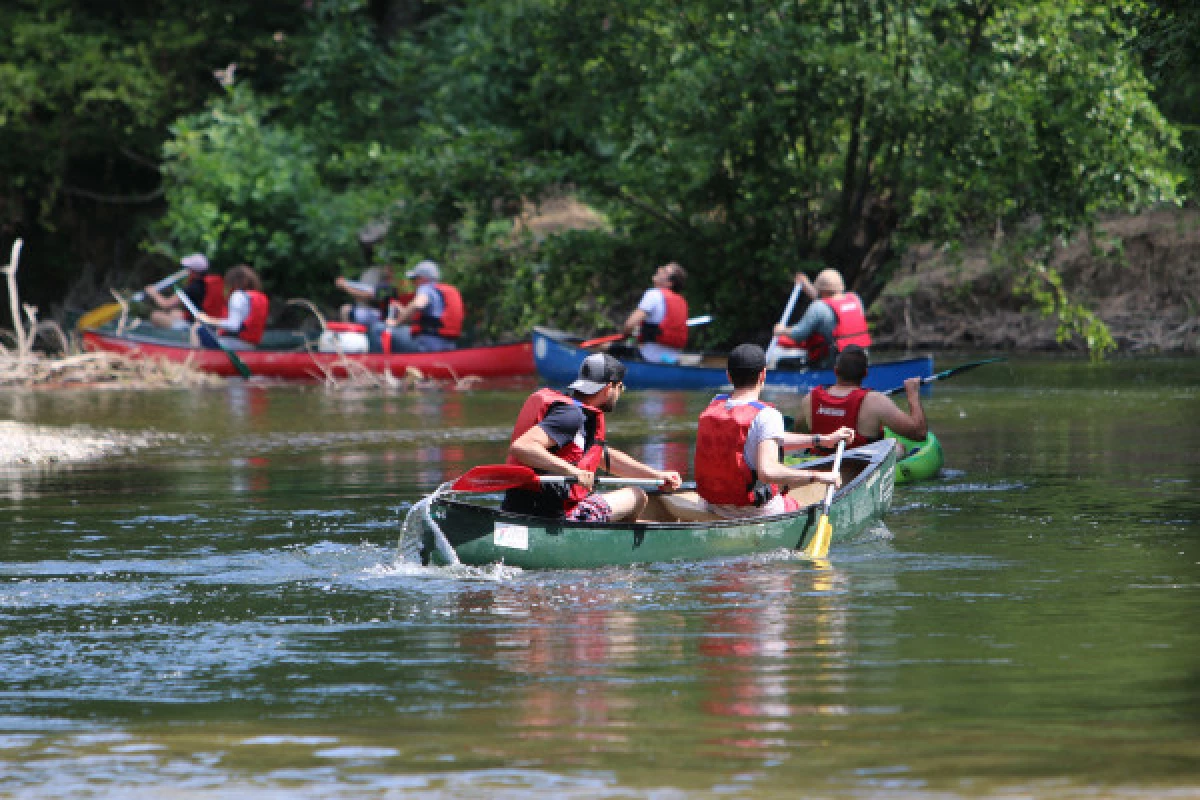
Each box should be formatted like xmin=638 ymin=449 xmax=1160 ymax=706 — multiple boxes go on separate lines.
xmin=834 ymin=346 xmax=868 ymax=383
xmin=728 ymin=365 xmax=764 ymax=388
xmin=225 ymin=264 xmax=262 ymax=293
xmin=726 ymin=343 xmax=766 ymax=388
xmin=666 ymin=262 xmax=686 ymax=292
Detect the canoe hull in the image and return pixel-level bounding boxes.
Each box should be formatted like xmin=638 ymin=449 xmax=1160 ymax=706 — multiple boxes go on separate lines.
xmin=82 ymin=326 xmax=535 ymax=381
xmin=420 ymin=440 xmax=896 ymax=569
xmin=533 ymin=327 xmax=933 ymax=392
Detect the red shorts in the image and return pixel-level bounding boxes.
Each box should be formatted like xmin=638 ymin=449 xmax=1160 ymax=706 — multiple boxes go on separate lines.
xmin=565 ymin=493 xmax=613 ymax=523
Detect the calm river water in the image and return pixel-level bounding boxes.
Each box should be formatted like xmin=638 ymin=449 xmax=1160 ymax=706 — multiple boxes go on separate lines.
xmin=1 ymin=356 xmax=1198 ymax=799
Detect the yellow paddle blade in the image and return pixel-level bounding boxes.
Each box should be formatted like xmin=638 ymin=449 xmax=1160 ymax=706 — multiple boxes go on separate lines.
xmin=802 ymin=513 xmax=833 ymax=559
xmin=76 ymin=302 xmax=122 ymax=330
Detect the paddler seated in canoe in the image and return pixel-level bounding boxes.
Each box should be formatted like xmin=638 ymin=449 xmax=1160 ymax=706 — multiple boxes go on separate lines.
xmin=144 ymin=253 xmax=227 ymax=330
xmin=693 ymin=343 xmax=854 ymax=519
xmin=334 ymin=266 xmax=396 ymax=328
xmin=621 ymin=261 xmax=689 ymax=363
xmin=771 ymin=268 xmax=871 ymax=369
xmin=187 ymin=264 xmax=270 ymax=350
xmin=798 ymin=346 xmax=927 ymax=456
xmin=502 ymin=353 xmax=683 ymax=522
xmin=372 ymin=259 xmax=462 ymax=353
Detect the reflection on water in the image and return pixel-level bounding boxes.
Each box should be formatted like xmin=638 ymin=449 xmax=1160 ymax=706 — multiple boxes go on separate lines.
xmin=0 ymin=359 xmax=1198 ymax=797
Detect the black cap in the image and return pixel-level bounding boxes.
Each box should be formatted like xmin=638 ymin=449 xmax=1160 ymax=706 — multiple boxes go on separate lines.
xmin=728 ymin=343 xmax=767 ymax=372
xmin=568 ymin=353 xmax=626 ymax=394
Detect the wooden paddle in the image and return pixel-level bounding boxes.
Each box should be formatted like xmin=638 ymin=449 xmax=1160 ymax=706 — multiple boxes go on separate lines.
xmin=174 ymin=288 xmax=253 ymax=379
xmin=76 ymin=269 xmax=190 ymax=330
xmin=580 ymin=315 xmax=714 ymax=349
xmin=882 ymin=357 xmax=1006 ymax=396
xmin=765 ymin=282 xmax=804 ymax=366
xmin=801 ymin=440 xmax=846 ymax=559
xmin=452 ymin=464 xmax=665 ymax=493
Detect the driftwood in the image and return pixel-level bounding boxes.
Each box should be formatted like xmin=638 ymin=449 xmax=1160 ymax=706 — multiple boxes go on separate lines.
xmin=1 ymin=238 xmax=221 ymax=388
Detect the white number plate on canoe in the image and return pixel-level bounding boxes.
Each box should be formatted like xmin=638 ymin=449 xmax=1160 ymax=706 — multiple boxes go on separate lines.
xmin=494 ymin=523 xmax=529 ymax=550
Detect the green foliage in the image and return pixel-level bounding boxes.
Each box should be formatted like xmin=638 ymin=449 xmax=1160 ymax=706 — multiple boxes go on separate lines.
xmin=154 ymin=86 xmax=383 ymax=299
xmin=1 ymin=0 xmax=1189 ymax=356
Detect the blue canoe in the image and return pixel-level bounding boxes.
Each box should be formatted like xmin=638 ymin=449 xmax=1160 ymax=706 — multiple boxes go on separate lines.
xmin=533 ymin=327 xmax=934 ymax=392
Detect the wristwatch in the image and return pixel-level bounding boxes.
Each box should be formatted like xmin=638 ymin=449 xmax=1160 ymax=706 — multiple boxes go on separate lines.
xmin=813 ymin=434 xmax=821 ymax=448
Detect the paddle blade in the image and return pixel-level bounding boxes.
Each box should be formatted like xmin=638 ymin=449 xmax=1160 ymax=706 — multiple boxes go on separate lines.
xmin=76 ymin=303 xmax=122 ymax=330
xmin=805 ymin=514 xmax=834 ymax=558
xmin=451 ymin=464 xmax=542 ymax=493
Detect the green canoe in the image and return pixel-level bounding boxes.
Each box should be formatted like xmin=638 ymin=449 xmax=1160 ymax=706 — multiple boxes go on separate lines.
xmin=408 ymin=439 xmax=897 ymax=569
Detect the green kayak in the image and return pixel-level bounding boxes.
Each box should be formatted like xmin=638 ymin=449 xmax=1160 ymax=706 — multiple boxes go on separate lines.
xmin=783 ymin=429 xmax=944 ymax=485
xmin=407 ymin=439 xmax=897 ymax=569
xmin=886 ymin=428 xmax=944 ymax=485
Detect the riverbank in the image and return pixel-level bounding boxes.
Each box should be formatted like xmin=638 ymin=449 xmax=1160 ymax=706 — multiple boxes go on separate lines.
xmin=873 ymin=208 xmax=1200 ymax=354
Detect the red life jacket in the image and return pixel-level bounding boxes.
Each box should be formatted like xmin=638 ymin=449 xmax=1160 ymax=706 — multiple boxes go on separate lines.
xmin=776 ymin=333 xmax=832 ymax=366
xmin=201 ymin=274 xmax=228 ymax=318
xmin=694 ymin=395 xmax=778 ymax=506
xmin=505 ymin=388 xmax=607 ymax=512
xmin=829 ymin=293 xmax=871 ymax=349
xmin=809 ymin=385 xmax=876 ymax=454
xmin=640 ymin=288 xmax=688 ymax=349
xmin=235 ymin=290 xmax=269 ymax=346
xmin=410 ymin=283 xmax=464 ymax=339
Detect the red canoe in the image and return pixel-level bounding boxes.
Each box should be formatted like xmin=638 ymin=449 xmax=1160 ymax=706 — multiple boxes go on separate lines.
xmin=82 ymin=325 xmax=535 ymax=382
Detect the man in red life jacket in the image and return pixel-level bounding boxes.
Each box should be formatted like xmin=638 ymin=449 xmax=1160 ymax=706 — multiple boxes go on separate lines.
xmin=376 ymin=259 xmax=461 ymax=353
xmin=189 ymin=264 xmax=270 ymax=350
xmin=799 ymin=346 xmax=927 ymax=455
xmin=694 ymin=344 xmax=854 ymax=519
xmin=622 ymin=261 xmax=689 ymax=363
xmin=772 ymin=268 xmax=872 ymax=369
xmin=146 ymin=253 xmax=225 ymax=329
xmin=502 ymin=353 xmax=682 ymax=522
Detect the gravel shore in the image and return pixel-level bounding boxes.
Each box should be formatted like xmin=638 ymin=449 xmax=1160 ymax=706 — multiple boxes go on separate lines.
xmin=0 ymin=420 xmax=165 ymax=467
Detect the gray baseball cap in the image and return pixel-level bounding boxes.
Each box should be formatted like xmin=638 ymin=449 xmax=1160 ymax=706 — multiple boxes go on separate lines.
xmin=568 ymin=353 xmax=626 ymax=394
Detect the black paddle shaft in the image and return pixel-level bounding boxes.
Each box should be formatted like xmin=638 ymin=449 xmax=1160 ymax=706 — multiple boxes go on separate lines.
xmin=883 ymin=358 xmax=1005 ymax=396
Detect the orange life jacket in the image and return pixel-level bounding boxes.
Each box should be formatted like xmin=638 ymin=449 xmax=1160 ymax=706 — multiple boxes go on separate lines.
xmin=640 ymin=288 xmax=688 ymax=349
xmin=235 ymin=290 xmax=269 ymax=346
xmin=809 ymin=385 xmax=876 ymax=454
xmin=694 ymin=395 xmax=778 ymax=506
xmin=410 ymin=283 xmax=464 ymax=339
xmin=829 ymin=293 xmax=871 ymax=349
xmin=505 ymin=388 xmax=607 ymax=513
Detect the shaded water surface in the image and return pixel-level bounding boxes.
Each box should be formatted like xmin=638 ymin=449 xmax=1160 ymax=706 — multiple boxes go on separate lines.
xmin=1 ymin=357 xmax=1198 ymax=798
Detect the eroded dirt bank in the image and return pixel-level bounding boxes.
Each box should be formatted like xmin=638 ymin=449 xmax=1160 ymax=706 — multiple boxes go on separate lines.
xmin=873 ymin=209 xmax=1200 ymax=354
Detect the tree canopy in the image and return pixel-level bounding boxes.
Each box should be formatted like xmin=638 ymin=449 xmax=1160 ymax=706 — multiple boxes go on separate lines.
xmin=0 ymin=0 xmax=1189 ymax=352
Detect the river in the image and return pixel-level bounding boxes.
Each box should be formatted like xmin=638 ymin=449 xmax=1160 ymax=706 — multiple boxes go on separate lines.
xmin=1 ymin=355 xmax=1197 ymax=799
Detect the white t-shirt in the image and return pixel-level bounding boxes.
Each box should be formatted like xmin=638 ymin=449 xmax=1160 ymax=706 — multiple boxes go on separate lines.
xmin=216 ymin=290 xmax=251 ymax=334
xmin=636 ymin=288 xmax=667 ymax=324
xmin=707 ymin=398 xmax=790 ymax=519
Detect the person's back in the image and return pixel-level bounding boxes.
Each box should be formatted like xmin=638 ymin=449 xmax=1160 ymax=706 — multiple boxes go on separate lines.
xmin=695 ymin=344 xmax=850 ymax=519
xmin=210 ymin=264 xmax=269 ymax=349
xmin=801 ymin=346 xmax=926 ymax=454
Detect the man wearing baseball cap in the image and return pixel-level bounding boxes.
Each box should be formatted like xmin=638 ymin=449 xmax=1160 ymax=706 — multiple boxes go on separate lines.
xmin=502 ymin=353 xmax=682 ymax=522
xmin=374 ymin=259 xmax=464 ymax=353
xmin=146 ymin=253 xmax=226 ymax=329
xmin=693 ymin=343 xmax=853 ymax=519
